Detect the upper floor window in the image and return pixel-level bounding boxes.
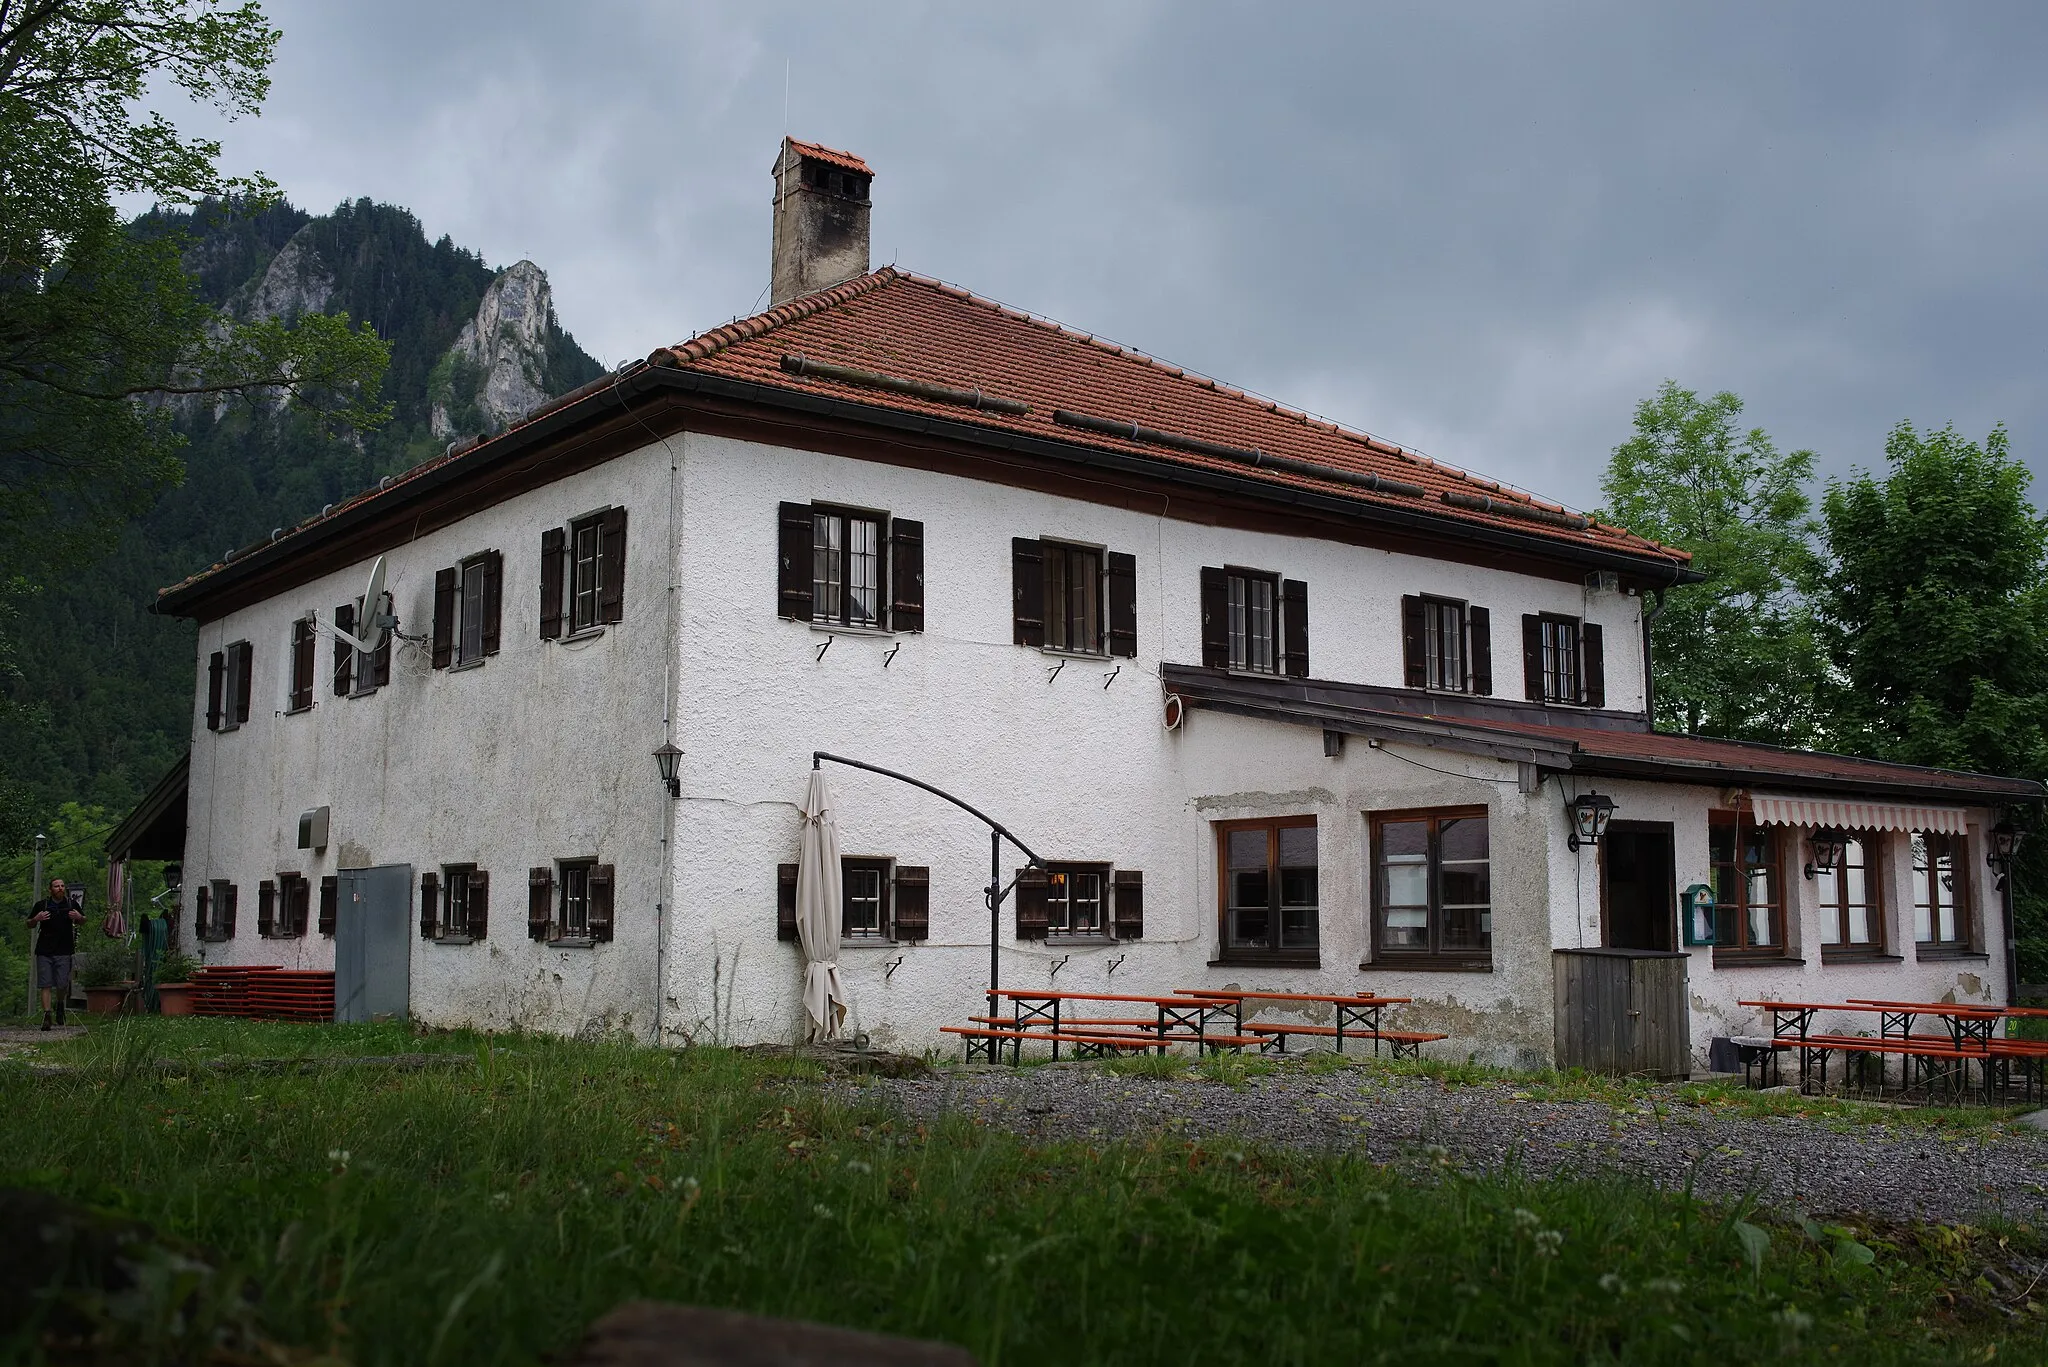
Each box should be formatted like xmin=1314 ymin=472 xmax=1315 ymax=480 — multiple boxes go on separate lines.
xmin=1371 ymin=809 xmax=1491 ymax=964
xmin=1710 ymin=812 xmax=1783 ymax=954
xmin=1401 ymin=595 xmax=1491 ymax=694
xmin=433 ymin=551 xmax=504 ymax=668
xmin=1200 ymin=567 xmax=1308 ymax=677
xmin=1011 ymin=538 xmax=1137 ymax=657
xmin=777 ymin=502 xmax=923 ymax=633
xmin=332 ymin=596 xmax=391 ymax=697
xmin=287 ymin=618 xmax=316 ymax=712
xmin=206 ymin=640 xmax=252 ymax=731
xmin=540 ymin=509 xmax=626 ymax=640
xmin=1520 ymin=614 xmax=1605 ymax=707
xmin=1218 ymin=817 xmax=1318 ymax=959
xmin=1912 ymin=831 xmax=1969 ymax=949
xmin=1815 ymin=832 xmax=1881 ymax=951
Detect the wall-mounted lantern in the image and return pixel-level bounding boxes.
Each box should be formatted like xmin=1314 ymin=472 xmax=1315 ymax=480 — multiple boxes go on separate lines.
xmin=1803 ymin=828 xmax=1848 ymax=881
xmin=1565 ymin=791 xmax=1615 ymax=851
xmin=1988 ymin=819 xmax=2023 ymax=889
xmin=652 ymin=741 xmax=683 ymax=798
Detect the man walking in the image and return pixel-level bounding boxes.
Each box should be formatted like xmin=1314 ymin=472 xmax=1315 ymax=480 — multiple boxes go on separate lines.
xmin=26 ymin=878 xmax=83 ymax=1029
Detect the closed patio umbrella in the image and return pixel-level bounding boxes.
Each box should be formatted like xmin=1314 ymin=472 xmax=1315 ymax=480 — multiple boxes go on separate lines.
xmin=796 ymin=768 xmax=847 ymax=1040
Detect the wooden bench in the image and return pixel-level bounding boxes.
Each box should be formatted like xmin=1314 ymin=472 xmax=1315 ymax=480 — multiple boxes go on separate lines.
xmin=1775 ymin=1033 xmax=1983 ymax=1099
xmin=1242 ymin=1022 xmax=1447 ymax=1059
xmin=946 ymin=1022 xmax=1263 ymax=1062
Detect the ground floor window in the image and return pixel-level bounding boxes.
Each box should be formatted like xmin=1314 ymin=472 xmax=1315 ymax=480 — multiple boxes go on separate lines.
xmin=559 ymin=860 xmax=594 ymax=938
xmin=1814 ymin=832 xmax=1880 ymax=951
xmin=1371 ymin=808 xmax=1491 ymax=963
xmin=842 ymin=858 xmax=890 ymax=939
xmin=1710 ymin=812 xmax=1784 ymax=954
xmin=1219 ymin=817 xmax=1318 ymax=957
xmin=1047 ymin=863 xmax=1109 ymax=938
xmin=1912 ymin=831 xmax=1969 ymax=948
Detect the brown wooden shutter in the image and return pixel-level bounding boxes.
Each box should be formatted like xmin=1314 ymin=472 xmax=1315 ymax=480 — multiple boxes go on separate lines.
xmin=1467 ymin=606 xmax=1492 ymax=695
xmin=1199 ymin=567 xmax=1228 ymax=668
xmin=420 ymin=872 xmax=439 ymax=939
xmin=291 ymin=621 xmax=315 ymax=710
xmin=206 ymin=651 xmax=225 ymax=730
xmin=432 ymin=566 xmax=457 ymax=668
xmin=195 ymin=884 xmax=210 ymax=936
xmin=778 ymin=503 xmax=814 ymax=620
xmin=888 ymin=518 xmax=925 ymax=632
xmin=257 ymin=879 xmax=276 ymax=937
xmin=597 ymin=507 xmax=627 ymax=624
xmin=777 ymin=863 xmax=799 ymax=940
xmin=371 ymin=596 xmax=392 ymax=687
xmin=234 ymin=642 xmax=253 ymax=723
xmin=528 ymin=867 xmax=553 ymax=940
xmin=1280 ymin=579 xmax=1309 ymax=678
xmin=1113 ymin=869 xmax=1144 ymax=940
xmin=540 ymin=528 xmax=565 ymax=639
xmin=333 ymin=603 xmax=354 ymax=694
xmin=589 ymin=864 xmax=615 ymax=942
xmin=1015 ymin=867 xmax=1049 ymax=940
xmin=222 ymin=883 xmax=238 ymax=938
xmin=1580 ymin=622 xmax=1605 ymax=708
xmin=1107 ymin=551 xmax=1138 ymax=658
xmin=1011 ymin=538 xmax=1044 ymax=646
xmin=1401 ymin=595 xmax=1426 ymax=687
xmin=470 ymin=869 xmax=489 ymax=941
xmin=480 ymin=550 xmax=503 ymax=656
xmin=893 ymin=866 xmax=930 ymax=941
xmin=1522 ymin=614 xmax=1544 ymax=701
xmin=318 ymin=876 xmax=337 ymax=936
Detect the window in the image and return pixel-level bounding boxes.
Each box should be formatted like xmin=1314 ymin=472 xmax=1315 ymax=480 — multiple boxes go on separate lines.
xmin=197 ymin=878 xmax=237 ymax=941
xmin=842 ymin=859 xmax=890 ymax=939
xmin=288 ymin=619 xmax=316 ymax=712
xmin=1424 ymin=598 xmax=1465 ymax=690
xmin=1521 ymin=614 xmax=1604 ymax=707
xmin=540 ymin=509 xmax=626 ymax=640
xmin=434 ymin=552 xmax=503 ymax=668
xmin=280 ymin=874 xmax=309 ymax=938
xmin=1218 ymin=817 xmax=1318 ymax=957
xmin=1815 ymin=833 xmax=1880 ymax=952
xmin=559 ymin=860 xmax=594 ymax=937
xmin=1200 ymin=567 xmax=1309 ymax=676
xmin=779 ymin=503 xmax=923 ymax=633
xmin=334 ymin=596 xmax=391 ymax=696
xmin=1012 ymin=538 xmax=1136 ymax=656
xmin=527 ymin=860 xmax=612 ymax=944
xmin=422 ymin=865 xmax=488 ymax=941
xmin=1229 ymin=571 xmax=1277 ymax=673
xmin=1371 ymin=809 xmax=1491 ymax=963
xmin=1710 ymin=812 xmax=1784 ymax=953
xmin=207 ymin=640 xmax=253 ymax=731
xmin=1047 ymin=864 xmax=1110 ymax=938
xmin=1400 ymin=596 xmax=1490 ymax=694
xmin=1912 ymin=832 xmax=1970 ymax=949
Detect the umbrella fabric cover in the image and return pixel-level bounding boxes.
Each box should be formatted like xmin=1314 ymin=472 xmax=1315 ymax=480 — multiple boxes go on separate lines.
xmin=796 ymin=769 xmax=848 ymax=1039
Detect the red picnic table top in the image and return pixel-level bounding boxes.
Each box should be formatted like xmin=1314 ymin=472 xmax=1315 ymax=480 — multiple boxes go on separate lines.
xmin=1846 ymin=998 xmax=2005 ymax=1016
xmin=990 ymin=988 xmax=1226 ymax=1006
xmin=1178 ymin=988 xmax=1412 ymax=1006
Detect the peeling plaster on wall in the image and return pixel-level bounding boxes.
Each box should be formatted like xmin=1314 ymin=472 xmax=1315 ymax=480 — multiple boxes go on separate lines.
xmin=1193 ymin=788 xmax=1340 ymax=812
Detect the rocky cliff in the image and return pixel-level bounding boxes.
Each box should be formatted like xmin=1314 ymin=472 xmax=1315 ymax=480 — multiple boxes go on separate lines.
xmin=431 ymin=260 xmax=565 ymax=440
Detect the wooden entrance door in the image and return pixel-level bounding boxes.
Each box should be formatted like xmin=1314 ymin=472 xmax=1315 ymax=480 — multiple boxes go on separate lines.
xmin=1602 ymin=821 xmax=1675 ymax=952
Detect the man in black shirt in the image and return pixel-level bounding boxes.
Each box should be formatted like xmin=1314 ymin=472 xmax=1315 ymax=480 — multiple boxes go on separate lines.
xmin=27 ymin=878 xmax=84 ymax=1029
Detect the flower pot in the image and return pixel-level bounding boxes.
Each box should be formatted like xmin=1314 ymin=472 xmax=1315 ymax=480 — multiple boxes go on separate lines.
xmin=155 ymin=982 xmax=196 ymax=1017
xmin=84 ymin=983 xmax=134 ymax=1016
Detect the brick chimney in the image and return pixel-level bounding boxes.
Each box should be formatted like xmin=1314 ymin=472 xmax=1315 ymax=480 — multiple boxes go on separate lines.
xmin=770 ymin=137 xmax=873 ymax=307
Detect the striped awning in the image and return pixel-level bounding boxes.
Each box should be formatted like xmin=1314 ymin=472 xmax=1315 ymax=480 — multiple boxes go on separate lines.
xmin=1749 ymin=793 xmax=1969 ymax=834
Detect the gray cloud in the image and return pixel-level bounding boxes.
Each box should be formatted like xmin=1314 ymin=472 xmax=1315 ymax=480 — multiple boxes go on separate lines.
xmin=151 ymin=1 xmax=2048 ymax=513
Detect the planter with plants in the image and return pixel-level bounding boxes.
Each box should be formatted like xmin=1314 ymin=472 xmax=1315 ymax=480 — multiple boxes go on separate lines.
xmin=153 ymin=951 xmax=201 ymax=1016
xmin=76 ymin=947 xmax=135 ymax=1016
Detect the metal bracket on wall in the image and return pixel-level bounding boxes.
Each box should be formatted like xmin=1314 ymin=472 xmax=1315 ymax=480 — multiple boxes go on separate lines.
xmin=1102 ymin=666 xmax=1120 ymax=689
xmin=1105 ymin=953 xmax=1126 ymax=976
xmin=814 ymin=636 xmax=832 ymax=662
xmin=1046 ymin=658 xmax=1066 ymax=684
xmin=1047 ymin=952 xmax=1071 ymax=978
xmin=883 ymin=955 xmax=905 ymax=980
xmin=882 ymin=643 xmax=900 ymax=668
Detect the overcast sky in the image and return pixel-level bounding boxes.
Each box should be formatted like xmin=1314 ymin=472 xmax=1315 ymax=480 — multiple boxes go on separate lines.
xmin=160 ymin=2 xmax=2048 ymax=513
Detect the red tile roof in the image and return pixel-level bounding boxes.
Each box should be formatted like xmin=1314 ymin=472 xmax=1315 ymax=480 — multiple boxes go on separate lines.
xmin=650 ymin=268 xmax=1687 ymax=565
xmin=783 ymin=138 xmax=871 ymax=175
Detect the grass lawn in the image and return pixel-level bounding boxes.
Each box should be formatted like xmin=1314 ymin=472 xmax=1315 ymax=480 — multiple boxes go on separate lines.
xmin=3 ymin=1019 xmax=2044 ymax=1365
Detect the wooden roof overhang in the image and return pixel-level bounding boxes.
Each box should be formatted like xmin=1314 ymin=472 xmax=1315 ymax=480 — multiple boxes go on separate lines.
xmin=105 ymin=751 xmax=190 ymax=862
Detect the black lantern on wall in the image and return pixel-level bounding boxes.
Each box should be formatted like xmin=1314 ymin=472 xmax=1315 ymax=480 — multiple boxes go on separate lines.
xmin=1566 ymin=791 xmax=1616 ymax=851
xmin=652 ymin=741 xmax=683 ymax=797
xmin=1803 ymin=828 xmax=1849 ymax=880
xmin=1988 ymin=819 xmax=2023 ymax=889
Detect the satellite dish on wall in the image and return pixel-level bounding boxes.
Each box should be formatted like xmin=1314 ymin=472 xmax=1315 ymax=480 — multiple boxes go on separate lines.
xmin=327 ymin=554 xmax=395 ymax=655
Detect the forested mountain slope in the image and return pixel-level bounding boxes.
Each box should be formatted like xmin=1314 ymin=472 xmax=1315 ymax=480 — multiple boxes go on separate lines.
xmin=2 ymin=198 xmax=605 ymax=826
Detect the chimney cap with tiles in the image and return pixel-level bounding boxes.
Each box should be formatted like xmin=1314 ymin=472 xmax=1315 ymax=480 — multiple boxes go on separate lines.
xmin=770 ymin=137 xmax=873 ymax=307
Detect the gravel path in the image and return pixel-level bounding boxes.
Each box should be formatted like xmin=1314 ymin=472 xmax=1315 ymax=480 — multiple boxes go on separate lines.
xmin=847 ymin=1064 xmax=2048 ymax=1227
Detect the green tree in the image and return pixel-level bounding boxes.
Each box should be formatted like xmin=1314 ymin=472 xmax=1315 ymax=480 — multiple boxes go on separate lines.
xmin=1598 ymin=381 xmax=1825 ymax=745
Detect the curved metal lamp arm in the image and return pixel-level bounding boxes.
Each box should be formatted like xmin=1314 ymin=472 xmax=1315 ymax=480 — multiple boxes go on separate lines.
xmin=811 ymin=751 xmax=1043 ymax=867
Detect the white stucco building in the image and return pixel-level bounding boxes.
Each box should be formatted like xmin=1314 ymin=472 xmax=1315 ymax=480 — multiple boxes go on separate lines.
xmin=135 ymin=139 xmax=2039 ymax=1072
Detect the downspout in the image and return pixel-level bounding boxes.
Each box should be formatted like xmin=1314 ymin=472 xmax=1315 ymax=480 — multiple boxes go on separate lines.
xmin=1639 ymin=556 xmax=1683 ymax=730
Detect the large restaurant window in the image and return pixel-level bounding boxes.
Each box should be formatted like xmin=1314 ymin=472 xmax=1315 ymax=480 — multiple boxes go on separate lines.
xmin=1218 ymin=817 xmax=1318 ymax=958
xmin=1912 ymin=831 xmax=1970 ymax=950
xmin=1709 ymin=812 xmax=1785 ymax=954
xmin=1815 ymin=833 xmax=1881 ymax=952
xmin=1371 ymin=809 xmax=1491 ymax=965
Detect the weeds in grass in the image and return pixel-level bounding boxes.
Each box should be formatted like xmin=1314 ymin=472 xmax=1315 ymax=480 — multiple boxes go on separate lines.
xmin=4 ymin=1019 xmax=2043 ymax=1365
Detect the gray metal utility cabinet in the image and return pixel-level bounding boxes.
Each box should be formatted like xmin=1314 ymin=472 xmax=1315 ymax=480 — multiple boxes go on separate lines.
xmin=1553 ymin=947 xmax=1691 ymax=1079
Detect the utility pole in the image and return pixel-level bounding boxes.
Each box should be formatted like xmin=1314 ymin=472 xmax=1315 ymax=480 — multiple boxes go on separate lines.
xmin=29 ymin=833 xmax=46 ymax=1018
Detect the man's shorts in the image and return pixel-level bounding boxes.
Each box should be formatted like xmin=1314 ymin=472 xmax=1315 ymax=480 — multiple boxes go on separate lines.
xmin=34 ymin=954 xmax=72 ymax=991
